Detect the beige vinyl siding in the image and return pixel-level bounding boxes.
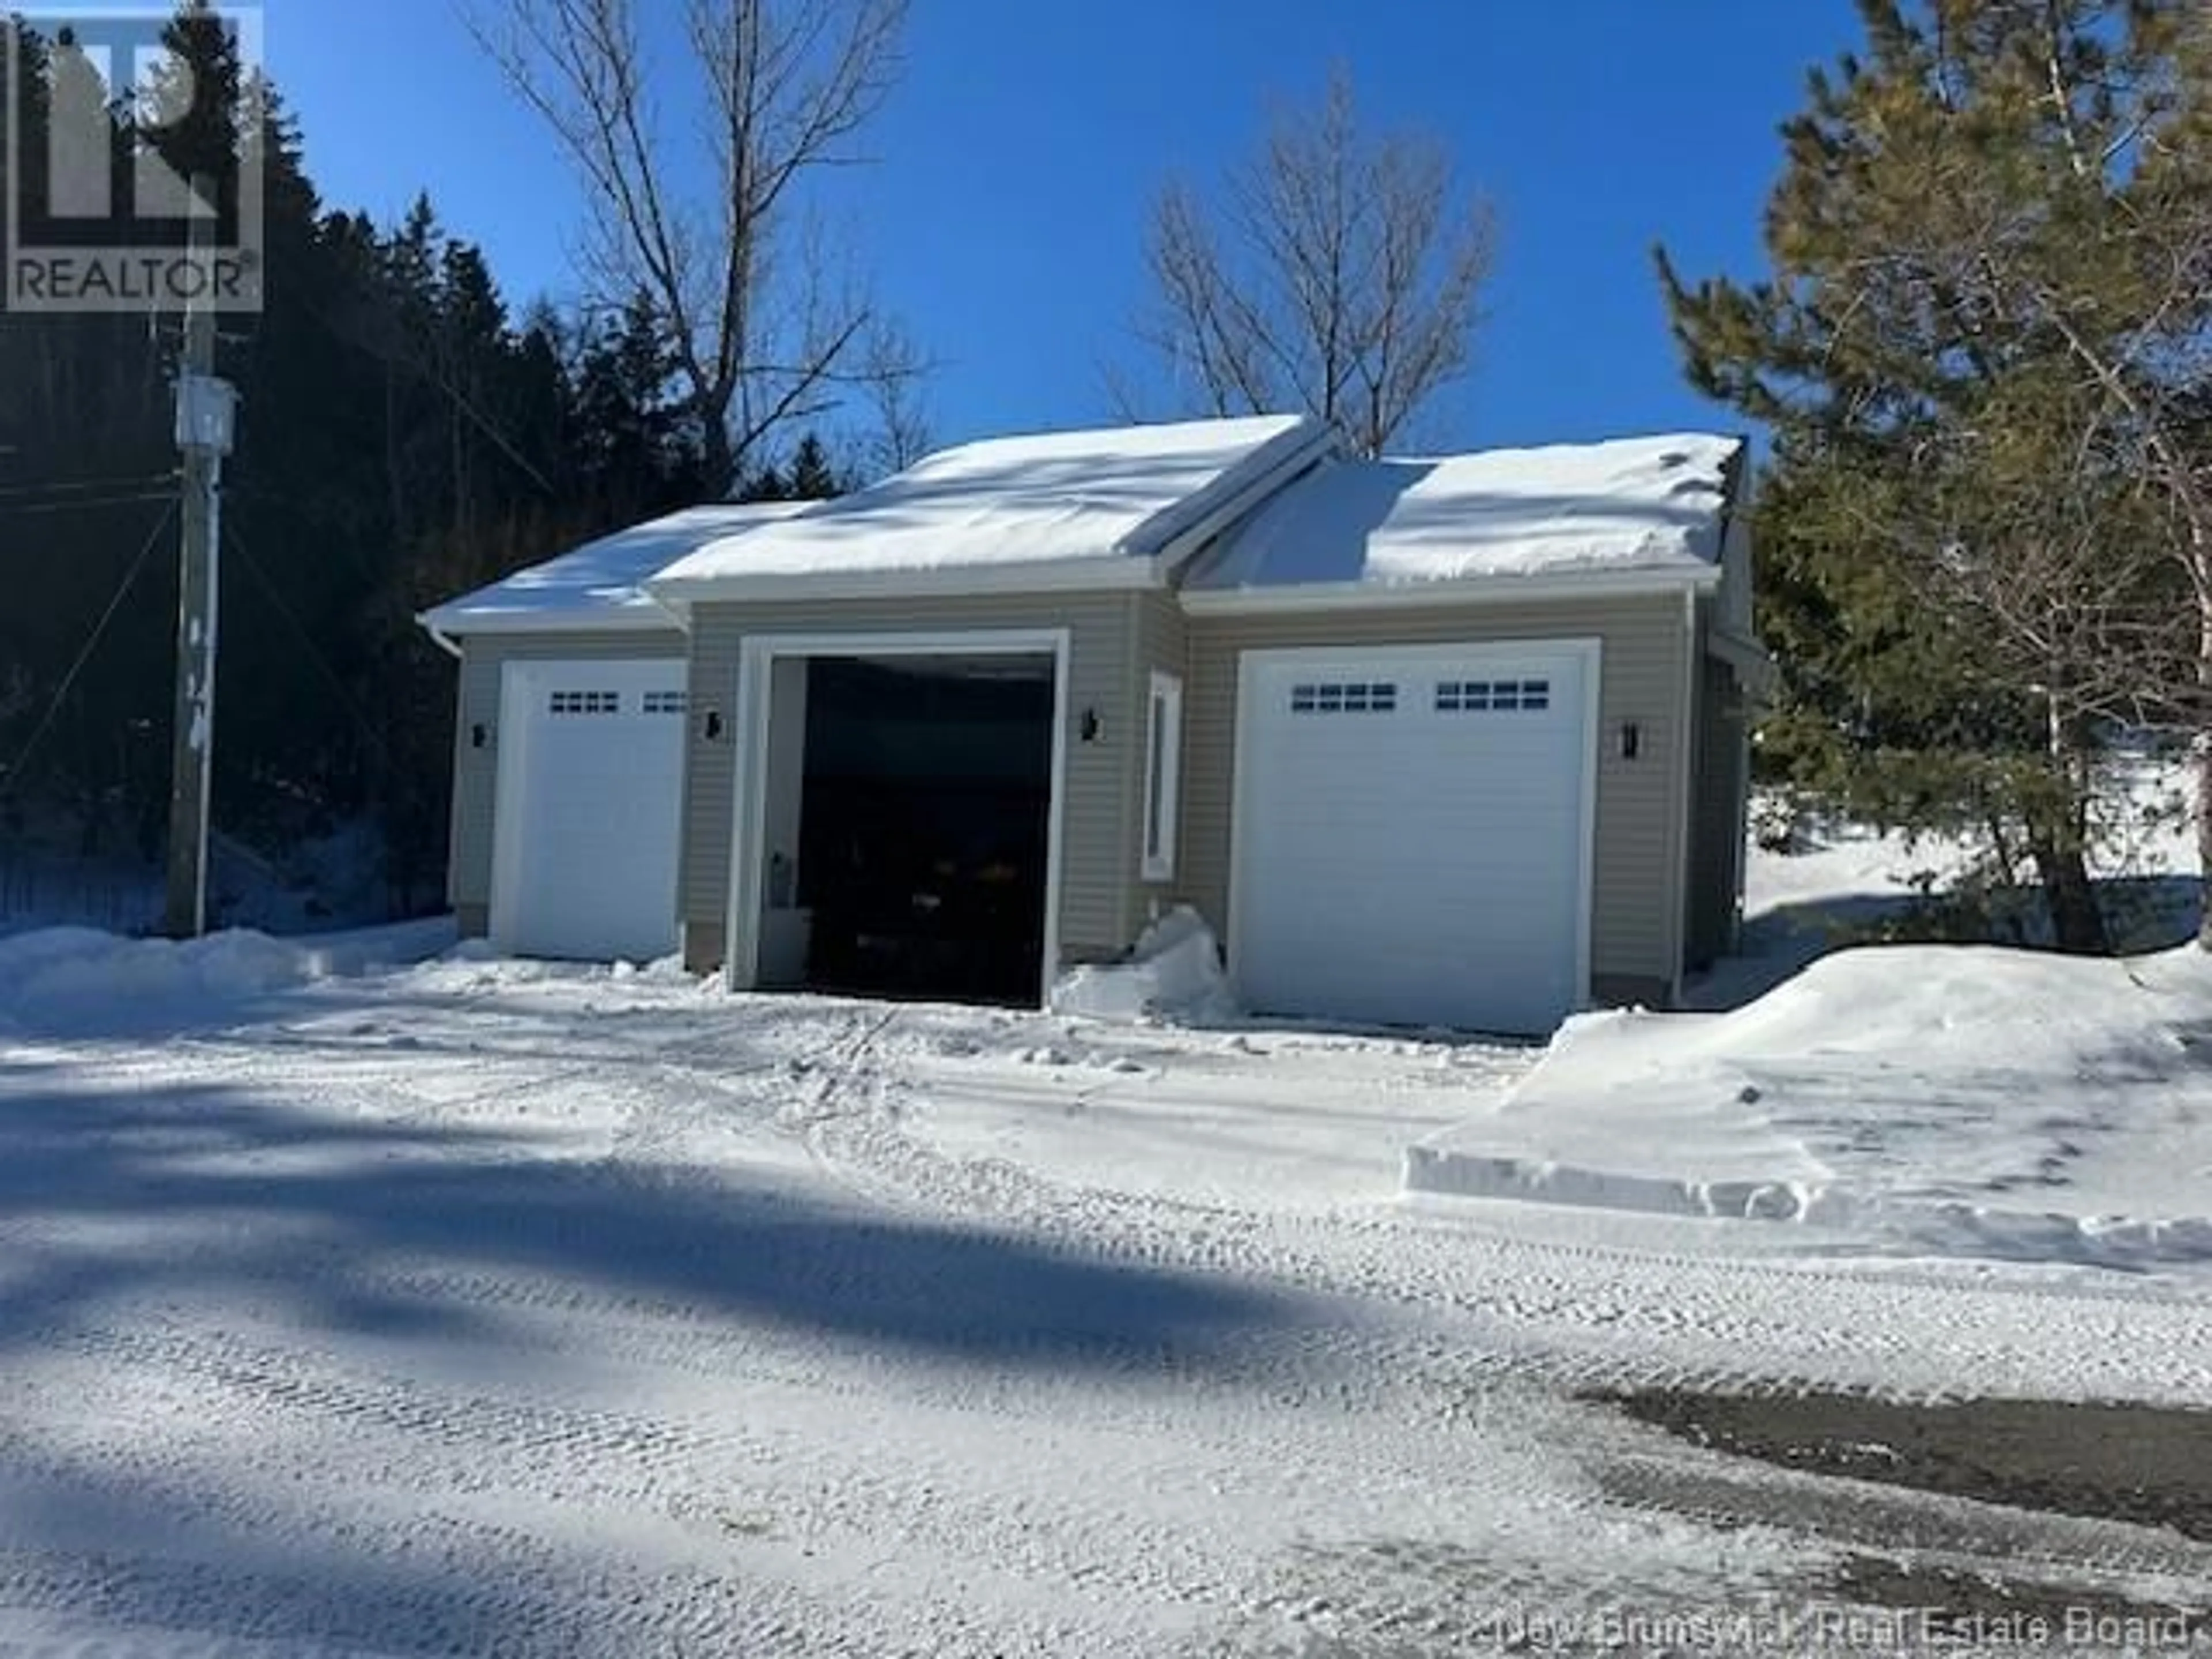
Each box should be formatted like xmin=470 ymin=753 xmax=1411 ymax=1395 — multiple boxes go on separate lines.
xmin=446 ymin=630 xmax=687 ymax=918
xmin=1183 ymin=593 xmax=1694 ymax=1001
xmin=1122 ymin=588 xmax=1191 ymax=942
xmin=682 ymin=592 xmax=1140 ymax=969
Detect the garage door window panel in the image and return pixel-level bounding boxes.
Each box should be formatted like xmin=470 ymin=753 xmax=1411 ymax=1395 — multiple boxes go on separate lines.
xmin=548 ymin=690 xmax=622 ymax=716
xmin=1437 ymin=678 xmax=1551 ymax=713
xmin=1289 ymin=680 xmax=1398 ymax=714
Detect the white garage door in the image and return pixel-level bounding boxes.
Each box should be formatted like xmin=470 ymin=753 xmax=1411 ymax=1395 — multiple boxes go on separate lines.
xmin=1233 ymin=643 xmax=1594 ymax=1035
xmin=491 ymin=658 xmax=687 ymax=963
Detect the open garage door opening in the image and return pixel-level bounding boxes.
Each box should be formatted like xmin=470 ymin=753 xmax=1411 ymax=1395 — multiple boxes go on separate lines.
xmin=747 ymin=650 xmax=1060 ymax=1009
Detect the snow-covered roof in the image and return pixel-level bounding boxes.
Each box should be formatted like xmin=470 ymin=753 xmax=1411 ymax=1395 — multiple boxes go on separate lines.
xmin=419 ymin=501 xmax=811 ymax=635
xmin=1185 ymin=433 xmax=1744 ymax=596
xmin=649 ymin=415 xmax=1331 ymax=597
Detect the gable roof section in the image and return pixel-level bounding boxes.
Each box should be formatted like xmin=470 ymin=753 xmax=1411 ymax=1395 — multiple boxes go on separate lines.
xmin=649 ymin=415 xmax=1332 ymax=603
xmin=418 ymin=500 xmax=811 ymax=637
xmin=1183 ymin=433 xmax=1745 ymax=605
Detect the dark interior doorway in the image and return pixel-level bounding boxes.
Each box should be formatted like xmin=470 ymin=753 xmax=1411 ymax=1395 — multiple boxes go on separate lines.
xmin=796 ymin=655 xmax=1054 ymax=1006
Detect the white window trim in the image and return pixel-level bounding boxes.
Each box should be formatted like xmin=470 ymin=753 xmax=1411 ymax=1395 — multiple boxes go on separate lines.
xmin=1142 ymin=670 xmax=1184 ymax=883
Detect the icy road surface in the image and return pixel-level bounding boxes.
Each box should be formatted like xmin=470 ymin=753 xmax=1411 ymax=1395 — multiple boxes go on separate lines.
xmin=1 ymin=940 xmax=2207 ymax=1656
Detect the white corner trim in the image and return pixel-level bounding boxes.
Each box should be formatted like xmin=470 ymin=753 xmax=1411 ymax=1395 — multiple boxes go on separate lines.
xmin=1140 ymin=669 xmax=1184 ymax=883
xmin=1668 ymin=585 xmax=1698 ymax=1006
xmin=725 ymin=628 xmax=1073 ymax=1009
xmin=486 ymin=661 xmax=530 ymax=952
xmin=1180 ymin=565 xmax=1719 ymax=617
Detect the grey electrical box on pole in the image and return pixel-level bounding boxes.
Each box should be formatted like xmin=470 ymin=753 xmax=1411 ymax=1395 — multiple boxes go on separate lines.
xmin=164 ymin=177 xmax=234 ymax=940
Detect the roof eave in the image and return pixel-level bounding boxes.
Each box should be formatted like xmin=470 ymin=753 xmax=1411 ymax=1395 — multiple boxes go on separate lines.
xmin=1179 ymin=563 xmax=1721 ymax=616
xmin=646 ymin=553 xmax=1165 ymax=608
xmin=413 ymin=601 xmax=687 ymax=641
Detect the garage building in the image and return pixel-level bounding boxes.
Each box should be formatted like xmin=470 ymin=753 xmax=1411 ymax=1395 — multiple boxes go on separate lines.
xmin=422 ymin=418 xmax=1763 ymax=1036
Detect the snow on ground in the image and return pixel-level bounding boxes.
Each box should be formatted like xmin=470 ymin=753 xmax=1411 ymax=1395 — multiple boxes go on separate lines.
xmin=1407 ymin=945 xmax=2212 ymax=1267
xmin=0 ymin=929 xmax=2203 ymax=1654
xmin=3 ymin=923 xmax=2209 ymax=1654
xmin=1410 ymin=768 xmax=2211 ymax=1268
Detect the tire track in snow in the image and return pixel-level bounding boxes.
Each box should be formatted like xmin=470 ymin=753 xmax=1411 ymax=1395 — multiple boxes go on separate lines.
xmin=745 ymin=1036 xmax=2212 ymax=1409
xmin=15 ymin=1315 xmax=1329 ymax=1651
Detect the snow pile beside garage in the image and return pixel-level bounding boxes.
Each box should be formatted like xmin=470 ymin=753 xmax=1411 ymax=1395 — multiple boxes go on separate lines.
xmin=1051 ymin=907 xmax=1235 ymax=1024
xmin=1405 ymin=944 xmax=2212 ymax=1268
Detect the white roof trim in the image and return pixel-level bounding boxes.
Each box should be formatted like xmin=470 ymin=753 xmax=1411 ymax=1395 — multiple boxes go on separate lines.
xmin=1179 ymin=564 xmax=1721 ymax=616
xmin=414 ymin=603 xmax=685 ymax=638
xmin=650 ymin=554 xmax=1165 ymax=609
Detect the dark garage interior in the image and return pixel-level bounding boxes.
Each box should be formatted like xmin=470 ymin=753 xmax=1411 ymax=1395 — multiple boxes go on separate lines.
xmin=796 ymin=656 xmax=1055 ymax=1006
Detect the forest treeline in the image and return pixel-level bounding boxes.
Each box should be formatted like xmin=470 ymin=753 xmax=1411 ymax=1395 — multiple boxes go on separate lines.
xmin=0 ymin=8 xmax=851 ymax=915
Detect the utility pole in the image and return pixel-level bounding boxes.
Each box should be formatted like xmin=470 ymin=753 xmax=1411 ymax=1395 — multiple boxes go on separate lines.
xmin=164 ymin=175 xmax=236 ymax=939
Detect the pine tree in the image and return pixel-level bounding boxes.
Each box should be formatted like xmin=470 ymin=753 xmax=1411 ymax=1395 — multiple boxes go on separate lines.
xmin=787 ymin=431 xmax=841 ymax=500
xmin=1660 ymin=0 xmax=2212 ymax=951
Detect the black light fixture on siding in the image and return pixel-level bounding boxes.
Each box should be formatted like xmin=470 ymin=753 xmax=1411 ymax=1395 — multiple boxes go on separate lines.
xmin=1620 ymin=722 xmax=1642 ymax=761
xmin=471 ymin=722 xmax=490 ymax=750
xmin=1080 ymin=709 xmax=1103 ymax=743
xmin=703 ymin=709 xmax=725 ymax=741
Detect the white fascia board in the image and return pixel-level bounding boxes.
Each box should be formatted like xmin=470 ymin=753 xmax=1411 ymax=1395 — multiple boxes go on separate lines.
xmin=647 ymin=554 xmax=1163 ymax=609
xmin=1179 ymin=564 xmax=1721 ymax=617
xmin=416 ymin=615 xmax=464 ymax=658
xmin=414 ymin=604 xmax=688 ymax=640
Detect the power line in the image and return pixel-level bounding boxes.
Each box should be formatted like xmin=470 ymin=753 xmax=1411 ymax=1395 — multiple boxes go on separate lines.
xmin=0 ymin=491 xmax=181 ymax=517
xmin=222 ymin=518 xmax=399 ymax=772
xmin=0 ymin=474 xmax=179 ymax=501
xmin=0 ymin=498 xmax=180 ymax=801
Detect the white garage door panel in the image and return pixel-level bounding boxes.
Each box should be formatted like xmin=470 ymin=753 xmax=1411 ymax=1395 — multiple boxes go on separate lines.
xmin=493 ymin=660 xmax=687 ymax=963
xmin=1234 ymin=647 xmax=1592 ymax=1035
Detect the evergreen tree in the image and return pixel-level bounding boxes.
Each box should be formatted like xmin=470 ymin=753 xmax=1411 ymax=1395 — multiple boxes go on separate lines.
xmin=1660 ymin=0 xmax=2212 ymax=951
xmin=0 ymin=2 xmax=740 ymax=924
xmin=787 ymin=432 xmax=841 ymax=500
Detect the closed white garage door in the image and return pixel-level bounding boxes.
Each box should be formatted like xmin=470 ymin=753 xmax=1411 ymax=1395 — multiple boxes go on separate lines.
xmin=1233 ymin=643 xmax=1595 ymax=1035
xmin=491 ymin=658 xmax=687 ymax=963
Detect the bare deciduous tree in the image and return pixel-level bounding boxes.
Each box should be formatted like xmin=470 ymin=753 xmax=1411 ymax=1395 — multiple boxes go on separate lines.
xmin=1120 ymin=66 xmax=1497 ymax=457
xmin=461 ymin=0 xmax=914 ymax=492
xmin=855 ymin=315 xmax=932 ymax=478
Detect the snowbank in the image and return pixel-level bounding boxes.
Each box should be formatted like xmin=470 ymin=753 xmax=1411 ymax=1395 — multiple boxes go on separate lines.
xmin=0 ymin=917 xmax=458 ymax=1022
xmin=1051 ymin=907 xmax=1235 ymax=1024
xmin=1407 ymin=944 xmax=2212 ymax=1269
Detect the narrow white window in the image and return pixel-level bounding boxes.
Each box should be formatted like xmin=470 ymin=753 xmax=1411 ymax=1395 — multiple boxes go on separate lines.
xmin=1142 ymin=670 xmax=1184 ymax=882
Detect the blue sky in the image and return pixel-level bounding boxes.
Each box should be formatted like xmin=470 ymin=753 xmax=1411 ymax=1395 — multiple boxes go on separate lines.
xmin=268 ymin=0 xmax=1868 ymax=454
